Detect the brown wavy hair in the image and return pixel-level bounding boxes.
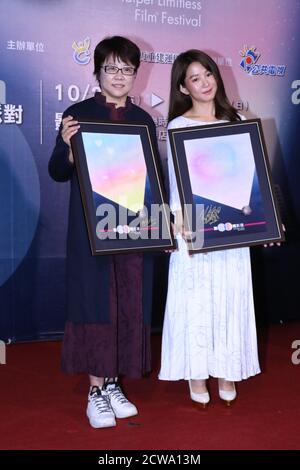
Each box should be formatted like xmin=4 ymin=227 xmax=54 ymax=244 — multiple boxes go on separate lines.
xmin=168 ymin=49 xmax=240 ymax=123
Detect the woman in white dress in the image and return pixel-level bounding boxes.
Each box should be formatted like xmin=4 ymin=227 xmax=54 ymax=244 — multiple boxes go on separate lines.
xmin=159 ymin=50 xmax=261 ymax=406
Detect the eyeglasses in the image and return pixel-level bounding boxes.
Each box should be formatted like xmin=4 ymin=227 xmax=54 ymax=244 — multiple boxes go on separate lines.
xmin=101 ymin=65 xmax=136 ymax=76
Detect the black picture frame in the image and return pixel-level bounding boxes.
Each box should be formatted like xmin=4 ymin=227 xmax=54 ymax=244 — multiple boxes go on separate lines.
xmin=71 ymin=120 xmax=175 ymax=255
xmin=168 ymin=118 xmax=285 ymax=253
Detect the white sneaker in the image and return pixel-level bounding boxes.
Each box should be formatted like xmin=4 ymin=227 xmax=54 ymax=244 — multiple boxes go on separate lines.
xmin=103 ymin=380 xmax=138 ymax=419
xmin=86 ymin=386 xmax=116 ymax=428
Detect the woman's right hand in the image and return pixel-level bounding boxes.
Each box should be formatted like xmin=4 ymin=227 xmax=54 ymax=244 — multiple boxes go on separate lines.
xmin=61 ymin=115 xmax=80 ymax=146
xmin=61 ymin=115 xmax=80 ymax=163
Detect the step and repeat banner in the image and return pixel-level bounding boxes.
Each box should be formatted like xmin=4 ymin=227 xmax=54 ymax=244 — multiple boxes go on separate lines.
xmin=1 ymin=0 xmax=299 ymax=341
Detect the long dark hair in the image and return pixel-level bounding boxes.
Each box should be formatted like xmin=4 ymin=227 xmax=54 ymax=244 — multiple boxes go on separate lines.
xmin=94 ymin=36 xmax=140 ymax=85
xmin=168 ymin=49 xmax=240 ymax=123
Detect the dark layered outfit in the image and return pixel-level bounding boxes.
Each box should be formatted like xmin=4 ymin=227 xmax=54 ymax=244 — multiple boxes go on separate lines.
xmin=49 ymin=93 xmax=157 ymax=377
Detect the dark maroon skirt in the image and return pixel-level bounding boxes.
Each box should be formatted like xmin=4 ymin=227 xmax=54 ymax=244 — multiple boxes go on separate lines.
xmin=61 ymin=254 xmax=151 ymax=378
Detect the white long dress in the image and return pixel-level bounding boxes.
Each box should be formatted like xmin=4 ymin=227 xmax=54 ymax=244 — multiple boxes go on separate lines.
xmin=159 ymin=115 xmax=261 ymax=382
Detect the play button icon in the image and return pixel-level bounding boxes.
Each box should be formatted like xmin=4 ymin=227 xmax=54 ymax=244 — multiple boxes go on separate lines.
xmin=151 ymin=93 xmax=164 ymax=107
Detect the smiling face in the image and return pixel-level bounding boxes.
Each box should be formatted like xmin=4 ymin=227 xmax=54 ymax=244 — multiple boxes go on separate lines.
xmin=99 ymin=54 xmax=136 ymax=106
xmin=180 ymin=61 xmax=218 ymax=105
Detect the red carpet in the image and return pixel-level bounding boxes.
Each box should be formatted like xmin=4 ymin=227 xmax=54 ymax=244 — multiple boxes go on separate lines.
xmin=1 ymin=322 xmax=300 ymax=450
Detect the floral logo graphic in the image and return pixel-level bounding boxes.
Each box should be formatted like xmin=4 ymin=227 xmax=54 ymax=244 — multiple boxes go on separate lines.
xmin=72 ymin=37 xmax=91 ymax=65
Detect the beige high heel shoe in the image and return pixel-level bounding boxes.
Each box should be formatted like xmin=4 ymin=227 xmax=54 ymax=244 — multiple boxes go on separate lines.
xmin=188 ymin=380 xmax=210 ymax=408
xmin=218 ymin=380 xmax=236 ymax=406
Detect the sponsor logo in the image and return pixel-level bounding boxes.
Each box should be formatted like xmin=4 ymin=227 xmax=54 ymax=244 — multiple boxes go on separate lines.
xmin=239 ymin=45 xmax=286 ymax=77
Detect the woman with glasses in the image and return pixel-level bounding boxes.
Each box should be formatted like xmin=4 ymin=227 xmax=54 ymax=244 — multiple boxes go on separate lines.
xmin=49 ymin=36 xmax=158 ymax=429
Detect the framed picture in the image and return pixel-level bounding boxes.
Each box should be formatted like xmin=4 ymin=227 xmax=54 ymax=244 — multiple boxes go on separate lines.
xmin=71 ymin=120 xmax=175 ymax=255
xmin=168 ymin=119 xmax=285 ymax=253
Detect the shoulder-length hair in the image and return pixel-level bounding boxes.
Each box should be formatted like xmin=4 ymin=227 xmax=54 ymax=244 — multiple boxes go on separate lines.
xmin=168 ymin=49 xmax=241 ymax=123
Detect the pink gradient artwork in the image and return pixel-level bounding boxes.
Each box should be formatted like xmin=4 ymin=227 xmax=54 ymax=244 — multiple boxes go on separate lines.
xmin=184 ymin=133 xmax=255 ymax=209
xmin=82 ymin=132 xmax=147 ymax=213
